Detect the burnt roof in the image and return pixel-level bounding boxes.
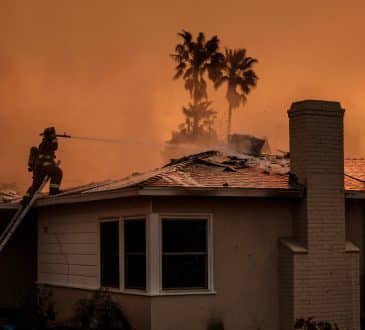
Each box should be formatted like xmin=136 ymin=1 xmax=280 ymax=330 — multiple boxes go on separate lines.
xmin=3 ymin=150 xmax=365 ymax=207
xmin=42 ymin=151 xmax=365 ymax=198
xmin=56 ymin=150 xmax=292 ymax=195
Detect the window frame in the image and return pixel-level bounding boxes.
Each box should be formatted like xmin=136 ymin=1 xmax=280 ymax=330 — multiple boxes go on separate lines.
xmin=97 ymin=213 xmax=215 ymax=296
xmin=159 ymin=214 xmax=214 ymax=294
xmin=121 ymin=216 xmax=147 ymax=292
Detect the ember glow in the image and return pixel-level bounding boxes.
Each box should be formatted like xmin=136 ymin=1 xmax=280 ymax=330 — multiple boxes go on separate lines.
xmin=1 ymin=0 xmax=364 ymax=191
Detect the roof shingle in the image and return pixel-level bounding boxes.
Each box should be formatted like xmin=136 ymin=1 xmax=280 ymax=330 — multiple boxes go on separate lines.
xmin=56 ymin=151 xmax=365 ymax=196
xmin=3 ymin=151 xmax=365 ymax=205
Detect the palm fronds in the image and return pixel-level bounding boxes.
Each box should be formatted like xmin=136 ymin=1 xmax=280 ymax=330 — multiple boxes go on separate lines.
xmin=171 ymin=30 xmax=224 ymax=104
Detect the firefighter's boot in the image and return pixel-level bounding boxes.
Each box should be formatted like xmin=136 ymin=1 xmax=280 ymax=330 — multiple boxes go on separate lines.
xmin=49 ymin=187 xmax=60 ymax=195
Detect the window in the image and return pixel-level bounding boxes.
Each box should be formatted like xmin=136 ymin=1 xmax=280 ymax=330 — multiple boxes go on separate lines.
xmin=124 ymin=219 xmax=146 ymax=290
xmin=100 ymin=221 xmax=119 ymax=288
xmin=162 ymin=219 xmax=208 ymax=290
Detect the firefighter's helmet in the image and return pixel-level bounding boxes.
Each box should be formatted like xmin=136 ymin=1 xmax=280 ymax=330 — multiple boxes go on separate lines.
xmin=43 ymin=127 xmax=56 ymax=138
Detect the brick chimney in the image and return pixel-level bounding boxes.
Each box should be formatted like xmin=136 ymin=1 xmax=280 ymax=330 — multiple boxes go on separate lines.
xmin=289 ymin=100 xmax=345 ymax=246
xmin=279 ymin=100 xmax=359 ymax=329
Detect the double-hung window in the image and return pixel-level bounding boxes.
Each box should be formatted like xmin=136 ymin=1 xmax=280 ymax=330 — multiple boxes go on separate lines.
xmin=161 ymin=218 xmax=209 ymax=290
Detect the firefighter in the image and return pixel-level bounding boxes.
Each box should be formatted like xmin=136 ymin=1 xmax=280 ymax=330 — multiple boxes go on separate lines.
xmin=21 ymin=127 xmax=63 ymax=205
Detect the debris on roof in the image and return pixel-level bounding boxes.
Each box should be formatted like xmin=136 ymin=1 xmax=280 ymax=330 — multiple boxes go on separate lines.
xmin=50 ymin=150 xmax=293 ymax=198
xmin=0 ymin=183 xmax=21 ymax=203
xmin=228 ymin=134 xmax=270 ymax=156
xmin=31 ymin=150 xmax=365 ymax=201
xmin=0 ymin=190 xmax=21 ymax=203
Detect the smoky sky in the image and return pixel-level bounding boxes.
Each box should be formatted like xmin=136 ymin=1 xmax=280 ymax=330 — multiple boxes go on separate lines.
xmin=1 ymin=0 xmax=365 ymax=191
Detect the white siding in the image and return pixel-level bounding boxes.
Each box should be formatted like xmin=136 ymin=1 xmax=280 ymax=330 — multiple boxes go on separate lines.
xmin=38 ymin=215 xmax=99 ymax=289
xmin=37 ymin=199 xmax=151 ymax=290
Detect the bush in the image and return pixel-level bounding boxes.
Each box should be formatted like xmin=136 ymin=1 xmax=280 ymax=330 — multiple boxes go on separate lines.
xmin=17 ymin=285 xmax=55 ymax=330
xmin=295 ymin=318 xmax=339 ymax=330
xmin=73 ymin=289 xmax=132 ymax=329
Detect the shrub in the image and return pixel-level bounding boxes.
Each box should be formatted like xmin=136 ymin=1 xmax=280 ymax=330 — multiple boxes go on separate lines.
xmin=295 ymin=318 xmax=339 ymax=330
xmin=14 ymin=285 xmax=55 ymax=330
xmin=17 ymin=285 xmax=55 ymax=330
xmin=73 ymin=289 xmax=131 ymax=329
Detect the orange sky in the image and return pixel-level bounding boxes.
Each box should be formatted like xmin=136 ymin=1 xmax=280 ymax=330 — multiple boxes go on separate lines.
xmin=1 ymin=0 xmax=365 ymax=191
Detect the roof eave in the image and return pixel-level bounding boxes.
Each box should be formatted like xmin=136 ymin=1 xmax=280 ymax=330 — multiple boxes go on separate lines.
xmin=11 ymin=187 xmax=365 ymax=208
xmin=35 ymin=187 xmax=141 ymax=207
xmin=0 ymin=203 xmax=19 ymax=209
xmin=345 ymin=190 xmax=365 ymax=199
xmin=35 ymin=186 xmax=304 ymax=207
xmin=139 ymin=186 xmax=304 ymax=198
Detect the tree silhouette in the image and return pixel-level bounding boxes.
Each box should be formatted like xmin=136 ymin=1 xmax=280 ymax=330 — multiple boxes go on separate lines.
xmin=215 ymin=48 xmax=258 ymax=140
xmin=170 ymin=101 xmax=218 ymax=144
xmin=171 ymin=30 xmax=224 ymax=106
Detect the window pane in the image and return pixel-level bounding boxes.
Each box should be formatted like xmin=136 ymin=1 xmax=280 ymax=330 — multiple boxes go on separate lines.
xmin=162 ymin=255 xmax=208 ymax=289
xmin=163 ymin=220 xmax=207 ymax=253
xmin=100 ymin=221 xmax=119 ymax=288
xmin=125 ymin=220 xmax=145 ymax=253
xmin=125 ymin=255 xmax=146 ymax=289
xmin=124 ymin=219 xmax=146 ymax=290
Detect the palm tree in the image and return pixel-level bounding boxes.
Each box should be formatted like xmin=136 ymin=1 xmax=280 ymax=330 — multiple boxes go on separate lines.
xmin=215 ymin=48 xmax=258 ymax=140
xmin=181 ymin=101 xmax=217 ymax=138
xmin=169 ymin=101 xmax=218 ymax=144
xmin=171 ymin=30 xmax=224 ymax=105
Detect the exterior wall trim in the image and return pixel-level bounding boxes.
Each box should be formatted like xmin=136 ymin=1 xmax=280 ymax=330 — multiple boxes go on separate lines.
xmin=36 ymin=281 xmax=216 ymax=297
xmin=5 ymin=186 xmax=365 ymax=211
xmin=279 ymin=238 xmax=307 ymax=254
xmin=345 ymin=240 xmax=360 ymax=253
xmin=0 ymin=204 xmax=18 ymax=209
xmin=34 ymin=187 xmax=304 ymax=207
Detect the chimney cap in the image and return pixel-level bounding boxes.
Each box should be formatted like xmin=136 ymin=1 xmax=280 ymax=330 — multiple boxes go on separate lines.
xmin=288 ymin=99 xmax=345 ymax=117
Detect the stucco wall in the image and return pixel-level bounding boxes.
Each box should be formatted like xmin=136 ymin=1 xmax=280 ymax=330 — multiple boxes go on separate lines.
xmin=150 ymin=197 xmax=294 ymax=330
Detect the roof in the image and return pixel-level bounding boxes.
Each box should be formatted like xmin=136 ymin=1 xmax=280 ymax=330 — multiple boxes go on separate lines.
xmin=0 ymin=185 xmax=21 ymax=206
xmin=344 ymin=159 xmax=365 ymax=190
xmin=2 ymin=150 xmax=365 ymax=207
xmin=33 ymin=150 xmax=365 ymax=205
xmin=55 ymin=151 xmax=365 ymax=193
xmin=54 ymin=151 xmax=292 ymax=194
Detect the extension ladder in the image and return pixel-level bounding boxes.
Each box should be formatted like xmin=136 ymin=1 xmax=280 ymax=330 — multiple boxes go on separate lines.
xmin=0 ymin=177 xmax=49 ymax=253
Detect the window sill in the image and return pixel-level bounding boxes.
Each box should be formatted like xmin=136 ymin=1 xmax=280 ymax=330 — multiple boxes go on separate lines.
xmin=105 ymin=287 xmax=216 ymax=296
xmin=152 ymin=289 xmax=216 ymax=296
xmin=37 ymin=282 xmax=216 ymax=296
xmin=108 ymin=288 xmax=148 ymax=296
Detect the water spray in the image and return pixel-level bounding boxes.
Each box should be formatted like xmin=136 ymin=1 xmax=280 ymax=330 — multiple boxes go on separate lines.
xmin=40 ymin=131 xmax=207 ymax=150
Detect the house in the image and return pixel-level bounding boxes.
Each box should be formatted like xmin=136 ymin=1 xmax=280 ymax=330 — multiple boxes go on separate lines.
xmin=1 ymin=99 xmax=365 ymax=329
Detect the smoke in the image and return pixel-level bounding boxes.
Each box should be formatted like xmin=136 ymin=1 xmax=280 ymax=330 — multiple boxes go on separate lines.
xmin=1 ymin=0 xmax=365 ymax=192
